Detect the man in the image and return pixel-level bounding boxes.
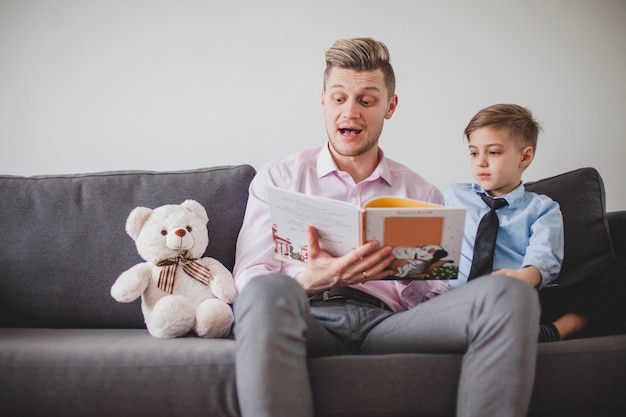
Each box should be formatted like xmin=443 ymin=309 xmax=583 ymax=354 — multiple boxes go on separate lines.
xmin=233 ymin=38 xmax=539 ymax=417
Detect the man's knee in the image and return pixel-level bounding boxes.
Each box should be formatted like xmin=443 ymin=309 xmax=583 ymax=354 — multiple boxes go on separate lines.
xmin=235 ymin=273 xmax=307 ymax=319
xmin=477 ymin=275 xmax=540 ymax=321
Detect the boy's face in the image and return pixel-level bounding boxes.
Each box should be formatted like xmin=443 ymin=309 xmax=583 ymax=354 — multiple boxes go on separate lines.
xmin=468 ymin=126 xmax=534 ymax=197
xmin=321 ymin=67 xmax=397 ymax=161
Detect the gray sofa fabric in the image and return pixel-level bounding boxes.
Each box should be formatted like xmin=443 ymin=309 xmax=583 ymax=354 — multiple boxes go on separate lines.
xmin=0 ymin=328 xmax=240 ymax=417
xmin=525 ymin=167 xmax=614 ymax=288
xmin=1 ymin=327 xmax=624 ymax=417
xmin=1 ymin=165 xmax=625 ymax=417
xmin=0 ymin=166 xmax=255 ymax=328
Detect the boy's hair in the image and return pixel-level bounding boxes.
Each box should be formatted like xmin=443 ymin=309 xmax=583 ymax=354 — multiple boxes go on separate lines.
xmin=464 ymin=104 xmax=542 ymax=150
xmin=323 ymin=38 xmax=396 ymax=99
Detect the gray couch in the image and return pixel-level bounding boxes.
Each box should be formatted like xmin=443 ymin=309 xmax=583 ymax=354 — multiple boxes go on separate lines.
xmin=1 ymin=165 xmax=625 ymax=417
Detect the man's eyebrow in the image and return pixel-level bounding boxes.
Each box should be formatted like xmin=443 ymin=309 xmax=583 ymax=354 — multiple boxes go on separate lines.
xmin=328 ymin=83 xmax=381 ymax=92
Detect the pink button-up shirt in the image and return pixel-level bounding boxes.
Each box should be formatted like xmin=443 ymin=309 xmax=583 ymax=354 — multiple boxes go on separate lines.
xmin=233 ymin=145 xmax=450 ymax=312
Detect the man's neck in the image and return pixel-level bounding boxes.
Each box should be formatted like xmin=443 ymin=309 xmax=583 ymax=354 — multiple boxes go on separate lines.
xmin=329 ymin=145 xmax=381 ymax=184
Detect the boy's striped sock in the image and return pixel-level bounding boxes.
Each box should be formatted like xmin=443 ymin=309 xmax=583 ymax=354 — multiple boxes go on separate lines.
xmin=539 ymin=323 xmax=561 ymax=343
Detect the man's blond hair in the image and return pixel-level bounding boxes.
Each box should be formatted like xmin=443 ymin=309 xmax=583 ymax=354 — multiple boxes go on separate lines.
xmin=323 ymin=38 xmax=396 ymax=99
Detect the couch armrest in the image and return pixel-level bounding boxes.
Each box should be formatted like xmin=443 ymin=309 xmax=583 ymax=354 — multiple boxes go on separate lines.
xmin=608 ymin=211 xmax=626 ymax=260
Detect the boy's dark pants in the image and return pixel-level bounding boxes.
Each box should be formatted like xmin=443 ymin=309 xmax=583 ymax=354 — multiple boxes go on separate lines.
xmin=540 ymin=258 xmax=626 ymax=336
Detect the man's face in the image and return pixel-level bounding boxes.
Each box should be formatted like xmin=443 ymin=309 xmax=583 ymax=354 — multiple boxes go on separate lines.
xmin=322 ymin=67 xmax=397 ymax=160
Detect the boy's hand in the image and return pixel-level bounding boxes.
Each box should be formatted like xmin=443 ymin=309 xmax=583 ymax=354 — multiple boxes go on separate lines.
xmin=294 ymin=226 xmax=396 ymax=294
xmin=493 ymin=266 xmax=541 ymax=288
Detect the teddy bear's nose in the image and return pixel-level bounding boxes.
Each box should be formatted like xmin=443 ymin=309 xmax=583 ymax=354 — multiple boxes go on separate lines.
xmin=175 ymin=229 xmax=186 ymax=237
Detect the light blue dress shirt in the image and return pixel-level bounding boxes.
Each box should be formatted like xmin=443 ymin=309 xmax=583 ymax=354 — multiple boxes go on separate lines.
xmin=444 ymin=182 xmax=564 ymax=290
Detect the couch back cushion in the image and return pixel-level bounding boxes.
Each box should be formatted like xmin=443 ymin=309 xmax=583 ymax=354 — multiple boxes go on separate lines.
xmin=525 ymin=167 xmax=614 ymax=288
xmin=0 ymin=165 xmax=256 ymax=328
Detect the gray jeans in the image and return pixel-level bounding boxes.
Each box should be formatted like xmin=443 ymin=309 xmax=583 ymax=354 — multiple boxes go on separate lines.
xmin=234 ymin=273 xmax=539 ymax=417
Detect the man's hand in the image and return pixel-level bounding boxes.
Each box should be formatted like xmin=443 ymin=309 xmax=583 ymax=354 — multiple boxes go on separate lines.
xmin=294 ymin=226 xmax=395 ymax=294
xmin=493 ymin=266 xmax=541 ymax=288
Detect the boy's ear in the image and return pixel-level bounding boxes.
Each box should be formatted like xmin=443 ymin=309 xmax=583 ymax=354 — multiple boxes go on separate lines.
xmin=520 ymin=146 xmax=534 ymax=169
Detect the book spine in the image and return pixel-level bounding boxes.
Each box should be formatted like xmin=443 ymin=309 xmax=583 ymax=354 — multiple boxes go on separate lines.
xmin=359 ymin=210 xmax=366 ymax=245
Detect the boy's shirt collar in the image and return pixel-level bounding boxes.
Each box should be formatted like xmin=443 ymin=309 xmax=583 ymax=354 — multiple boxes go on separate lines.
xmin=471 ymin=182 xmax=525 ymax=206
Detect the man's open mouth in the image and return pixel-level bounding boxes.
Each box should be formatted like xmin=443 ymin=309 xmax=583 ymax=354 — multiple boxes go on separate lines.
xmin=339 ymin=128 xmax=362 ymax=135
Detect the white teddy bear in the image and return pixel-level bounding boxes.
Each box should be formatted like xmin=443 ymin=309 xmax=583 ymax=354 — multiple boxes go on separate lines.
xmin=111 ymin=199 xmax=237 ymax=338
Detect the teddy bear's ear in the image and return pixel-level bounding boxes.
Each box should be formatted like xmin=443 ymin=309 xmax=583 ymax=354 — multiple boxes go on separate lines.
xmin=181 ymin=199 xmax=209 ymax=224
xmin=125 ymin=206 xmax=153 ymax=240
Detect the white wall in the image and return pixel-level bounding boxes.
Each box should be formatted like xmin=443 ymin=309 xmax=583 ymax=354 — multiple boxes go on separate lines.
xmin=1 ymin=0 xmax=625 ymax=210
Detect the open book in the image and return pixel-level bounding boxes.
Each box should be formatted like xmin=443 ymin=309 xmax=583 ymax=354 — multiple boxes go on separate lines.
xmin=268 ymin=187 xmax=466 ymax=280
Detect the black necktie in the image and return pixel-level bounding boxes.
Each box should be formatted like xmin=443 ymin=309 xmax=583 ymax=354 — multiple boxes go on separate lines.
xmin=467 ymin=194 xmax=508 ymax=280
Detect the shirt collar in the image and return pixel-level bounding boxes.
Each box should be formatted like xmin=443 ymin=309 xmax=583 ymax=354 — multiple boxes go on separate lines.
xmin=471 ymin=181 xmax=525 ymax=205
xmin=316 ymin=143 xmax=393 ymax=185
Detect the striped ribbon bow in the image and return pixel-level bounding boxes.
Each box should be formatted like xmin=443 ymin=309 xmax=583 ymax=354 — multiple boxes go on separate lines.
xmin=155 ymin=250 xmax=212 ymax=294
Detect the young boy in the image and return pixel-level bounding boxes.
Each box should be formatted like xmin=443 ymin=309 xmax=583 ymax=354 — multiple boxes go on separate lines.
xmin=444 ymin=104 xmax=587 ymax=342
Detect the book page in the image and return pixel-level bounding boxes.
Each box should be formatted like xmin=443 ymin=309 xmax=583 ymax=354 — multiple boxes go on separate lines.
xmin=365 ymin=206 xmax=466 ymax=280
xmin=268 ymin=187 xmax=361 ymax=263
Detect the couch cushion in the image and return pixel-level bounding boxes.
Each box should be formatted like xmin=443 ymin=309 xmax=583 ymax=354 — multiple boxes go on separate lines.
xmin=0 ymin=165 xmax=256 ymax=328
xmin=2 ymin=328 xmax=625 ymax=417
xmin=531 ymin=334 xmax=626 ymax=414
xmin=0 ymin=328 xmax=240 ymax=417
xmin=525 ymin=167 xmax=614 ymax=288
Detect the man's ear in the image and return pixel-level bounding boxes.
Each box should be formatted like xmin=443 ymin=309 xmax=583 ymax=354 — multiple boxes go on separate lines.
xmin=385 ymin=94 xmax=398 ymax=119
xmin=520 ymin=146 xmax=535 ymax=169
